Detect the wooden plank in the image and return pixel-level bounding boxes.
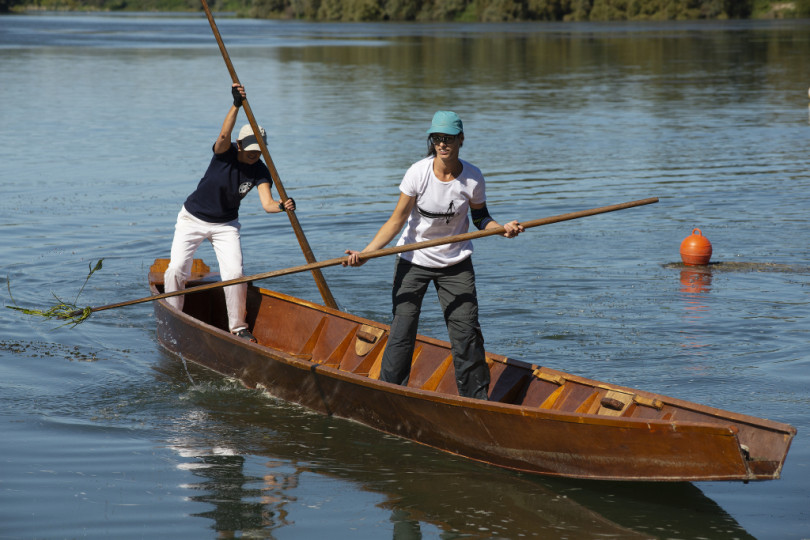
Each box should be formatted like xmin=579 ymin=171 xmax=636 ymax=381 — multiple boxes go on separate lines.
xmin=323 ymin=329 xmax=355 ymax=367
xmin=488 ymin=360 xmax=531 ymax=404
xmin=342 ymin=334 xmax=387 ymax=375
xmin=148 ymin=260 xmax=798 ymax=482
xmin=355 ymin=324 xmax=384 ymax=356
xmin=597 ymin=390 xmax=634 ymax=417
xmin=422 ymin=354 xmax=454 ymax=392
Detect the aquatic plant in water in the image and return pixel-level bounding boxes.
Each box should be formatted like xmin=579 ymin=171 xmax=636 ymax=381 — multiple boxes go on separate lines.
xmin=6 ymin=259 xmax=103 ymax=327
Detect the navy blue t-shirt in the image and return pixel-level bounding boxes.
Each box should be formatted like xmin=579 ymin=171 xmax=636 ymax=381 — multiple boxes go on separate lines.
xmin=183 ymin=143 xmax=272 ymax=223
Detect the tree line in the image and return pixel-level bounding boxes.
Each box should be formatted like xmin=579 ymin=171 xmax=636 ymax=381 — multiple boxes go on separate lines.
xmin=4 ymin=0 xmax=810 ymax=21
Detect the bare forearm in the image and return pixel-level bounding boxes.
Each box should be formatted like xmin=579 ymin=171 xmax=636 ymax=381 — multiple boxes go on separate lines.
xmin=214 ymin=106 xmax=240 ymax=153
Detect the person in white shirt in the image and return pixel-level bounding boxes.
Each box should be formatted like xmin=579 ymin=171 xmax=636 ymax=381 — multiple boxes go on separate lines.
xmin=344 ymin=111 xmax=523 ymax=399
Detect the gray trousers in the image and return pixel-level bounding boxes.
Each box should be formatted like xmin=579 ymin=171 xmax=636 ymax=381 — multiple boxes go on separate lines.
xmin=380 ymin=257 xmax=490 ymax=400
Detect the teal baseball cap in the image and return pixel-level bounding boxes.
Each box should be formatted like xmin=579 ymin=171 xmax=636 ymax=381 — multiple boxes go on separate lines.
xmin=427 ymin=110 xmax=463 ymax=135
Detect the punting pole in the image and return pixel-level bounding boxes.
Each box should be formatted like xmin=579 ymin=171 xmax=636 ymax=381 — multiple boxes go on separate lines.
xmin=199 ymin=0 xmax=339 ymax=309
xmin=78 ymin=197 xmax=658 ymax=315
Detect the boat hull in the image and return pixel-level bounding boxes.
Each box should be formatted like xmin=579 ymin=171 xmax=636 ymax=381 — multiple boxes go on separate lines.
xmin=150 ymin=260 xmax=795 ymax=482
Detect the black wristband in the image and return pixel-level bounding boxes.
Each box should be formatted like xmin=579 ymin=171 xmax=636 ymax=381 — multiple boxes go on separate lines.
xmin=232 ymin=86 xmax=243 ymax=108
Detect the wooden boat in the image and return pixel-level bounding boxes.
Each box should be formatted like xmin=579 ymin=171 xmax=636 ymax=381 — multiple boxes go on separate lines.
xmin=149 ymin=258 xmax=796 ymax=482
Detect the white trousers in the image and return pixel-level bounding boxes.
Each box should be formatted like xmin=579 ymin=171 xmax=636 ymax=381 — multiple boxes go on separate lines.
xmin=164 ymin=206 xmax=247 ymax=333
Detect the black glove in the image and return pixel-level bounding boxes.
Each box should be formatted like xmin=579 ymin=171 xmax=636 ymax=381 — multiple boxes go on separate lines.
xmin=279 ymin=198 xmax=295 ymax=212
xmin=232 ymin=86 xmax=243 ymax=108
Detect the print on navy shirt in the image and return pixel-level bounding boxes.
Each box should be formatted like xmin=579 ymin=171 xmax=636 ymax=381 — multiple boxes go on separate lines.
xmin=239 ymin=182 xmax=254 ymax=197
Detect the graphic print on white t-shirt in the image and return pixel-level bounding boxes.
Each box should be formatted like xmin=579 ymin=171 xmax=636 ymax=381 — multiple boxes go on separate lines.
xmin=396 ymin=156 xmax=486 ymax=268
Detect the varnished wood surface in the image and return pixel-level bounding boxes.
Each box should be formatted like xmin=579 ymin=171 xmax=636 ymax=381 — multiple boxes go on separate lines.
xmin=149 ymin=259 xmax=796 ymax=482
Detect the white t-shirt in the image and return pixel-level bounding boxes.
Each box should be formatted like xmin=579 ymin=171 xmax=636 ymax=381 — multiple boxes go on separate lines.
xmin=396 ymin=156 xmax=487 ymax=268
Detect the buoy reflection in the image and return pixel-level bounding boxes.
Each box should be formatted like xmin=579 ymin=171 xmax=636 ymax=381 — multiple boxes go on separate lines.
xmin=680 ymin=267 xmax=712 ymax=294
xmin=679 ymin=267 xmax=713 ymax=351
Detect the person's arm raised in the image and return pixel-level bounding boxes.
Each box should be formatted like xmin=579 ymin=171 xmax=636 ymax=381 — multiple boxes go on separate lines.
xmin=213 ymin=84 xmax=244 ymax=154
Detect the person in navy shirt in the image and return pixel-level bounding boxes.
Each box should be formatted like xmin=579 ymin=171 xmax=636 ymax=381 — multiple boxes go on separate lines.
xmin=164 ymin=84 xmax=295 ymax=342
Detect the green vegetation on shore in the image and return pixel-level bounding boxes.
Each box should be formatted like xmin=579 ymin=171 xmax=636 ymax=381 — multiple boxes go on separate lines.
xmin=3 ymin=0 xmax=809 ymax=21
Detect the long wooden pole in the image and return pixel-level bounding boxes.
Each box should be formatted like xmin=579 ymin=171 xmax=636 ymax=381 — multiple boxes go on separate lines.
xmin=199 ymin=0 xmax=339 ymax=309
xmin=79 ymin=197 xmax=657 ymax=315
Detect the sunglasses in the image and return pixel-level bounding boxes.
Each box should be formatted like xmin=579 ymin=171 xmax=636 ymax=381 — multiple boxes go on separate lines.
xmin=430 ymin=134 xmax=458 ymax=145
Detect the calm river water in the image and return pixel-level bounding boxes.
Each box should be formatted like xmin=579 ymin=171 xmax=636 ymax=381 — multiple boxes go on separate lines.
xmin=1 ymin=13 xmax=809 ymax=539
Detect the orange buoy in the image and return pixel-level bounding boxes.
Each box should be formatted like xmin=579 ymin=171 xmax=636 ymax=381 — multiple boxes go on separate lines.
xmin=680 ymin=228 xmax=712 ymax=266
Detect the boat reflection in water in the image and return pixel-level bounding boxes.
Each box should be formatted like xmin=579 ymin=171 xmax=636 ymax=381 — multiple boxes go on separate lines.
xmin=156 ymin=355 xmax=754 ymax=539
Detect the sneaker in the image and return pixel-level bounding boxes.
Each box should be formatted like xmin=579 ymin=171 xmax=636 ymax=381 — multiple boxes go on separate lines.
xmin=233 ymin=328 xmax=257 ymax=343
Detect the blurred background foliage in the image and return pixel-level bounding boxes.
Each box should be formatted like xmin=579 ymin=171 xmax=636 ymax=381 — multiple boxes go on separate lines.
xmin=3 ymin=0 xmax=809 ymax=21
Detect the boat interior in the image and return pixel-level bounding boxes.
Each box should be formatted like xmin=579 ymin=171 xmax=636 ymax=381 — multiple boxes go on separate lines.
xmin=152 ymin=261 xmax=674 ymax=415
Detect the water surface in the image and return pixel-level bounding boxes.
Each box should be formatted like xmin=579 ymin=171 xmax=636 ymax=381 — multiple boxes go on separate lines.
xmin=1 ymin=13 xmax=808 ymax=539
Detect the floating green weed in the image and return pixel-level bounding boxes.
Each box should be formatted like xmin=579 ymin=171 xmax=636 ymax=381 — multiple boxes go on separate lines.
xmin=6 ymin=259 xmax=103 ymax=327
